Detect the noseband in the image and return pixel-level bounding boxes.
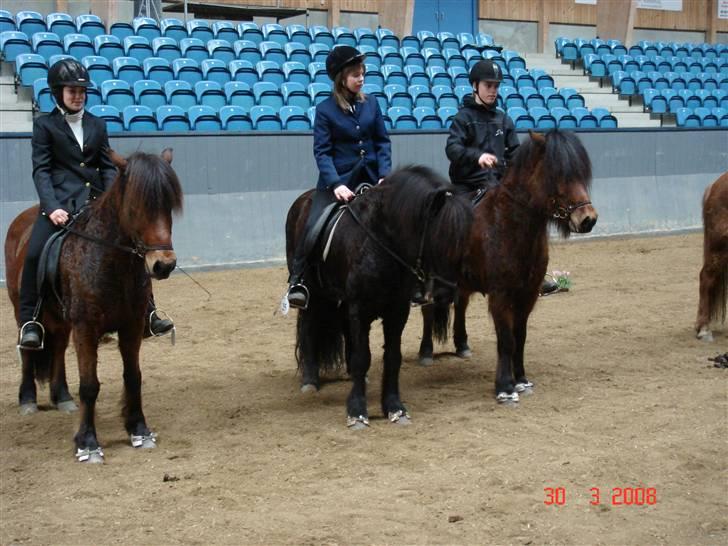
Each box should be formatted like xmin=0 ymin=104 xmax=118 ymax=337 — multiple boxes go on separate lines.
xmin=550 ymin=198 xmax=593 ymax=220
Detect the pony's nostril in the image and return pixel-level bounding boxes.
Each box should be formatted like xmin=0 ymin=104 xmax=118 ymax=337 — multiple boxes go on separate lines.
xmin=581 ymin=216 xmax=596 ymax=232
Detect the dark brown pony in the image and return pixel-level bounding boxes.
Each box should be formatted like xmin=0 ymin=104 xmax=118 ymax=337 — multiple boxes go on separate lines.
xmin=419 ymin=130 xmax=598 ymax=403
xmin=695 ymin=171 xmax=728 ymax=342
xmin=4 ymin=149 xmax=182 ymax=463
xmin=286 ymin=166 xmax=472 ymax=428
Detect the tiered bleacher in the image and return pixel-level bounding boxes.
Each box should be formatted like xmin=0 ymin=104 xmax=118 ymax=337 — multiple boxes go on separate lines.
xmin=2 ymin=8 xmax=619 ymax=132
xmin=555 ymin=36 xmax=728 ymax=127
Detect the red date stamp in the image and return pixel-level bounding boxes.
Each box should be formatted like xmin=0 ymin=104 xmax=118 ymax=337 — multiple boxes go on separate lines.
xmin=544 ymin=487 xmax=657 ymax=506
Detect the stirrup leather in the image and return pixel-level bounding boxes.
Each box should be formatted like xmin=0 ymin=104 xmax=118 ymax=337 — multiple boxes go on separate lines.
xmin=17 ymin=320 xmax=45 ymax=351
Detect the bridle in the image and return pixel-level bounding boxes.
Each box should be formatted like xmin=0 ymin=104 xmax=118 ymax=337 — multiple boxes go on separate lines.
xmin=497 ymin=185 xmax=592 ymax=221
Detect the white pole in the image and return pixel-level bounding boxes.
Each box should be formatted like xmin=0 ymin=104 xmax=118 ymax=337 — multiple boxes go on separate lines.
xmin=183 ymin=0 xmax=188 ymax=22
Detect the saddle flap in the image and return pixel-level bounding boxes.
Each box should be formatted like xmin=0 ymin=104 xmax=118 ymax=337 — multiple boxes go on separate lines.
xmin=36 ymin=229 xmax=69 ymax=297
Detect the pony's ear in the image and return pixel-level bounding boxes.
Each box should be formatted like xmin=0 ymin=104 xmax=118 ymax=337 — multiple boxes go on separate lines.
xmin=161 ymin=148 xmax=174 ymax=164
xmin=108 ymin=148 xmax=128 ymax=171
xmin=529 ymin=130 xmax=546 ymax=144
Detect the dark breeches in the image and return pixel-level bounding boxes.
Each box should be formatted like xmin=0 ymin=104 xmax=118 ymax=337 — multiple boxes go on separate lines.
xmin=19 ymin=214 xmax=59 ymax=322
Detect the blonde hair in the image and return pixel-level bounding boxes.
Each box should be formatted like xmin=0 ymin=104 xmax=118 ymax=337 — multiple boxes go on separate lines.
xmin=333 ymin=62 xmax=365 ymax=111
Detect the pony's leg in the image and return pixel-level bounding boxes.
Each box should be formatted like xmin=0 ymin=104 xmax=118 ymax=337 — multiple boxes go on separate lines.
xmin=696 ymin=262 xmax=717 ymax=341
xmin=454 ymin=291 xmax=472 ymax=358
xmin=489 ymin=293 xmax=518 ymax=404
xmin=73 ymin=328 xmax=104 ymax=463
xmin=418 ymin=304 xmax=435 ymax=366
xmin=381 ymin=303 xmax=410 ymax=424
xmin=18 ymin=350 xmax=38 ymax=415
xmin=298 ymin=310 xmax=321 ymax=392
xmin=512 ymin=309 xmax=535 ymax=395
xmin=49 ymin=327 xmax=77 ymax=412
xmin=346 ymin=304 xmax=371 ymax=430
xmin=118 ymin=325 xmax=156 ymax=449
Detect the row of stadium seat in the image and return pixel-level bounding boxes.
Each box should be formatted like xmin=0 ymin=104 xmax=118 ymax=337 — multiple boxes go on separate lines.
xmin=642 ymin=88 xmax=728 ymax=113
xmin=508 ymin=106 xmax=617 ymax=130
xmin=673 ymin=106 xmax=728 ymax=127
xmin=583 ymin=52 xmax=726 ymax=78
xmin=613 ymin=70 xmax=728 ymax=96
xmin=556 ymin=37 xmax=727 ymax=63
xmin=0 ymin=11 xmax=496 ymax=52
xmin=87 ymin=103 xmax=463 ymax=132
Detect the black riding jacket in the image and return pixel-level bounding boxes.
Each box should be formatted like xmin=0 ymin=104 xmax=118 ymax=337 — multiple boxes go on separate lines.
xmin=446 ymin=95 xmax=520 ymax=190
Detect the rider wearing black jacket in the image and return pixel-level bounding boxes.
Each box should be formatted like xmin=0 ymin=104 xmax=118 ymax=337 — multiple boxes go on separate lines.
xmin=446 ymin=60 xmax=519 ymax=191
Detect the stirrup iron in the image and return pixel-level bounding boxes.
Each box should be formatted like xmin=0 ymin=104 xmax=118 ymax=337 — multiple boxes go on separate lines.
xmin=148 ymin=309 xmax=175 ymax=345
xmin=17 ymin=320 xmax=45 ymax=352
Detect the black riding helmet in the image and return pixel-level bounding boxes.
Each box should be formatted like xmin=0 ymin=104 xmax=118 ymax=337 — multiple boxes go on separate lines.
xmin=469 ymin=59 xmax=503 ymax=85
xmin=48 ymin=58 xmax=92 ymax=110
xmin=325 ymin=45 xmax=366 ymax=81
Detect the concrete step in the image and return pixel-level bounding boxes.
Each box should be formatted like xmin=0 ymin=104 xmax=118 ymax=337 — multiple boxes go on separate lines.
xmin=0 ymin=83 xmax=33 ymax=108
xmin=613 ymin=111 xmax=662 ymax=127
xmin=0 ymin=109 xmax=34 ymax=132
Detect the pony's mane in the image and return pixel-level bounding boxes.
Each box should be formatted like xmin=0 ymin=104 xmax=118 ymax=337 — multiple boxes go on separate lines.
xmin=116 ymin=152 xmax=184 ymax=233
xmin=509 ymin=130 xmax=592 ymax=196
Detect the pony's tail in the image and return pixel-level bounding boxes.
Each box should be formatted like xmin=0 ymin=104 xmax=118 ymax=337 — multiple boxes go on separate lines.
xmin=25 ymin=343 xmax=52 ymax=384
xmin=295 ymin=299 xmax=345 ymax=373
xmin=432 ymin=302 xmax=451 ymax=344
xmin=707 ymin=264 xmax=727 ymax=324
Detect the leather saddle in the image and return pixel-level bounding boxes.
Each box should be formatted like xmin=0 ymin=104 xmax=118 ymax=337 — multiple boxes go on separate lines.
xmin=36 ymin=228 xmax=70 ymax=306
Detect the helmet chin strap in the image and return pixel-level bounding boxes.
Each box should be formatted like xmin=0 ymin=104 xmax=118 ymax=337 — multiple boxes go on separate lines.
xmin=473 ymin=83 xmax=491 ymax=107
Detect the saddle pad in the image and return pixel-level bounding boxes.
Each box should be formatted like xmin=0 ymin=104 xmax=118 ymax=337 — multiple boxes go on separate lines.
xmin=321 ymin=208 xmax=347 ymax=262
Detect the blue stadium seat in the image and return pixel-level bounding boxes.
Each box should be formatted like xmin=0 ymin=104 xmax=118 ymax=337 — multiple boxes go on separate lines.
xmin=109 ymin=21 xmax=134 ymax=42
xmin=44 ymin=13 xmax=78 ymax=39
xmin=503 ymin=50 xmax=526 ymax=71
xmin=427 ymin=66 xmax=452 ymax=87
xmin=413 ymin=106 xmax=441 ymax=129
xmin=180 ymin=37 xmax=208 ymax=63
xmin=699 ymin=72 xmax=719 ymax=91
xmin=160 ymin=18 xmax=187 ymax=42
xmin=611 ymin=70 xmax=634 ymax=96
xmin=287 ymin=24 xmax=311 ymax=47
xmin=189 ymin=105 xmax=222 ymax=130
xmin=132 ymin=17 xmax=161 ymax=42
xmin=309 ymin=61 xmax=329 ymax=84
xmin=285 ymin=42 xmax=311 ymax=65
xmin=559 ymin=87 xmax=585 ymax=109
xmin=539 ymin=86 xmax=564 ymax=109
xmin=33 ymin=77 xmax=54 ymax=112
xmin=400 ymin=35 xmax=420 ymax=50
xmin=157 ymin=104 xmax=190 ymax=131
xmin=695 ymin=88 xmax=716 ymax=108
xmin=150 ymin=37 xmax=180 ymax=62
xmin=262 ymin=23 xmax=288 ymax=47
xmin=95 ymin=34 xmax=124 ymax=63
xmin=82 ymin=55 xmax=113 ymax=88
xmin=378 ymin=45 xmax=403 ymax=68
xmin=15 ymin=53 xmax=47 ymax=86
xmin=101 ymin=79 xmax=134 ymax=110
xmin=409 ymin=84 xmax=436 ymax=109
xmin=713 ymin=88 xmax=728 ymax=108
xmin=609 ymin=40 xmax=627 ymax=56
xmin=500 ymin=85 xmax=524 ymax=109
xmin=711 ymin=107 xmax=728 ymax=126
xmin=279 ymin=105 xmax=311 ymax=130
xmin=665 ymin=89 xmax=683 ymax=112
xmin=234 ymin=39 xmax=262 ymax=65
xmin=508 ymin=106 xmax=534 ymax=129
xmin=134 ymin=79 xmax=166 ymax=110
xmin=282 ymin=61 xmax=310 ymax=86
xmin=0 ymin=10 xmax=14 ymax=33
xmin=558 ymin=39 xmax=579 ymax=65
xmin=260 ymin=40 xmax=286 ymax=65
xmin=384 ymin=83 xmax=412 ymax=109
xmin=694 ymin=106 xmax=718 ymax=126
xmin=382 ymin=64 xmax=407 ymax=87
xmin=201 ymin=58 xmax=231 ymax=85
xmin=64 ymin=33 xmax=94 ymax=58
xmin=256 ymin=60 xmax=284 ymax=86
xmin=432 ymin=85 xmax=458 ymax=108
xmin=531 ymin=68 xmax=554 ymax=89
xmin=89 ymin=104 xmax=123 ymax=132
xmin=212 ymin=21 xmax=239 ymax=44
xmin=208 ymin=39 xmax=235 ymax=63
xmin=48 ymin=53 xmax=74 ymax=67
xmin=583 ymin=53 xmax=605 ymax=77
xmin=253 ymin=81 xmax=284 ymax=109
xmin=195 ymin=80 xmax=225 ymax=109
xmin=1 ymin=31 xmax=32 ymax=63
xmin=32 ymin=32 xmax=63 ymax=61
xmin=165 ymin=80 xmax=196 ymax=109
xmin=172 ymin=58 xmax=202 ymax=85
xmin=229 ymin=59 xmax=258 ymax=86
xmin=124 ymin=36 xmax=153 ymax=61
xmin=187 ymin=20 xmax=213 ymax=43
xmin=377 ymin=28 xmax=399 ymax=49
xmin=675 ymin=106 xmax=699 ymax=127
xmin=363 ymin=83 xmax=387 ymax=112
xmin=463 ymin=49 xmax=481 ymax=69
xmin=281 ymin=81 xmax=311 ymax=109
xmin=530 ymin=106 xmax=556 ymax=129
xmin=400 ymin=46 xmax=424 ymax=69
xmin=443 ymin=48 xmax=466 ymax=70
xmin=123 ymin=105 xmax=156 ymax=131
xmin=437 ymin=106 xmax=457 ymax=127
xmin=309 ymin=43 xmax=330 ymax=64
xmin=458 ymin=32 xmax=478 ymax=52
xmin=666 ymin=71 xmax=687 ymax=90
xmin=308 ymin=82 xmax=331 ymax=105
xmin=331 ymin=26 xmax=355 ymax=47
xmin=142 ymin=56 xmax=173 ymax=84
xmin=641 ymin=88 xmax=661 ymax=112
xmin=417 ymin=31 xmax=438 ymax=50
xmin=448 ymin=66 xmax=469 ymax=87
xmin=355 ymin=28 xmax=378 ymax=49
xmin=238 ymin=22 xmax=263 ymax=45
xmin=364 ymin=63 xmax=384 ymax=88
xmin=422 ymin=47 xmax=445 ymax=69
xmin=76 ymin=14 xmax=105 ymax=39
xmin=86 ymin=85 xmax=102 ymax=108
xmin=571 ymin=106 xmax=598 ymax=128
xmin=403 ymin=65 xmax=428 ymax=87
xmin=219 ymin=105 xmax=252 ymax=130
xmin=592 ymin=107 xmax=618 ymax=128
xmin=16 ymin=11 xmax=46 ymax=36
xmin=454 ymin=85 xmax=471 ymax=103
xmin=388 ymin=106 xmax=417 ymax=129
xmin=437 ymin=32 xmax=459 ymax=51
xmin=224 ymin=81 xmax=254 ymax=110
xmin=551 ymin=106 xmax=577 ymax=129
xmin=520 ymin=86 xmax=544 ymax=109
xmin=250 ymin=104 xmax=282 ymax=130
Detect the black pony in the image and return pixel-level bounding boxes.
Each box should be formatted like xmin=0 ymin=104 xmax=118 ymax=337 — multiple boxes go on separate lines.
xmin=285 ymin=166 xmax=472 ymax=428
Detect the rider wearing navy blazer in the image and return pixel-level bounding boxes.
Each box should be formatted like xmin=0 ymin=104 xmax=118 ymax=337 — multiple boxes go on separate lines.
xmin=287 ymin=46 xmax=392 ymax=309
xmin=17 ymin=59 xmax=173 ymax=349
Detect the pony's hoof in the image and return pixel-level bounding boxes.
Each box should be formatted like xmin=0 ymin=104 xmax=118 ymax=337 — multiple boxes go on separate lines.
xmin=388 ymin=410 xmax=411 ymax=425
xmin=300 ymin=383 xmax=318 ymax=394
xmin=346 ymin=415 xmax=370 ymax=430
xmin=515 ymin=381 xmax=534 ymax=395
xmin=131 ymin=432 xmax=157 ymax=449
xmin=55 ymin=400 xmax=78 ymax=413
xmin=418 ymin=355 xmax=434 ymax=366
xmin=496 ymin=391 xmax=519 ymax=405
xmin=76 ymin=447 xmax=104 ymax=463
xmin=19 ymin=403 xmax=38 ymax=416
xmin=456 ymin=348 xmax=472 ymax=359
xmin=696 ymin=328 xmax=714 ymax=342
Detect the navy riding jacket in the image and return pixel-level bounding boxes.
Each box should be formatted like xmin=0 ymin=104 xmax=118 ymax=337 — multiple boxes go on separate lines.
xmin=313 ymin=94 xmax=392 ymax=191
